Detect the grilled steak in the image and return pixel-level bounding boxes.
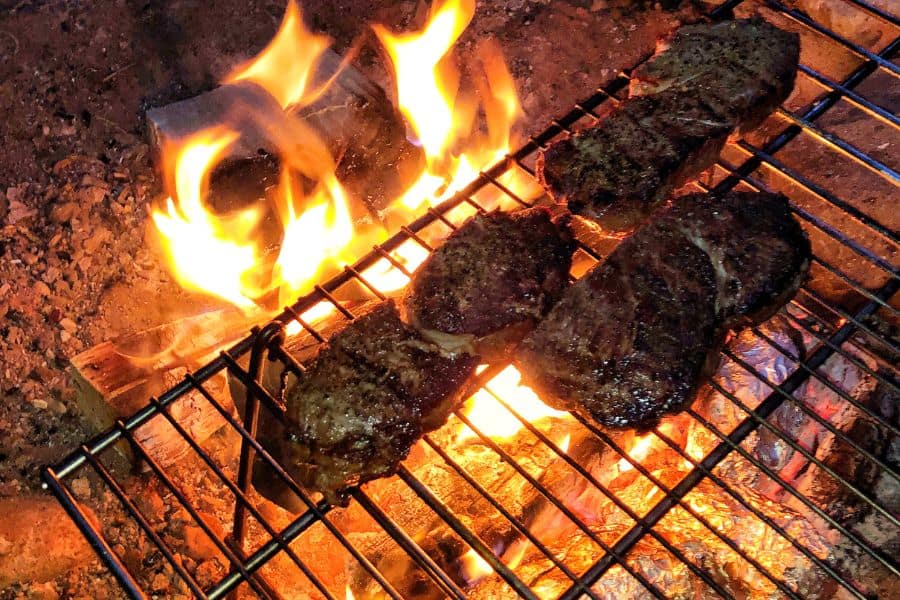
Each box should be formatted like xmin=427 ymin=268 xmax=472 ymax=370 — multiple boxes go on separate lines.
xmin=281 ymin=300 xmax=477 ymax=503
xmin=515 ymin=191 xmax=811 ymax=427
xmin=630 ymin=17 xmax=800 ymax=130
xmin=402 ymin=206 xmax=575 ymax=359
xmin=536 ymin=18 xmax=799 ymax=232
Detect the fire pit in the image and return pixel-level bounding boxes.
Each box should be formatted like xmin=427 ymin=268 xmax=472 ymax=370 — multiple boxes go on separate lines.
xmin=35 ymin=0 xmax=899 ymax=598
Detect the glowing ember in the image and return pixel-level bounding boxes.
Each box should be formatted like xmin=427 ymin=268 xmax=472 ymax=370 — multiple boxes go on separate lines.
xmin=225 ymin=0 xmax=330 ymax=110
xmin=459 ymin=366 xmax=571 ymax=441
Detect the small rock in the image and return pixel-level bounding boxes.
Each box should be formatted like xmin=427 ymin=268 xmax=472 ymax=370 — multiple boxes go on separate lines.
xmin=70 ymin=477 xmax=91 ymax=499
xmin=49 ymin=203 xmax=77 ymax=224
xmin=150 ymin=572 xmax=170 ymax=593
xmin=134 ymin=487 xmax=164 ymax=517
xmin=27 ymin=581 xmax=59 ymax=600
xmin=183 ymin=524 xmax=220 ymax=561
xmin=58 ymin=317 xmax=78 ymax=333
xmin=29 ymin=398 xmax=48 ymax=410
xmin=33 ymin=281 xmax=51 ymax=297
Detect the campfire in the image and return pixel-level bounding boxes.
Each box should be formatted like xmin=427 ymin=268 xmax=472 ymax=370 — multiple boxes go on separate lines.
xmin=24 ymin=0 xmax=897 ymax=598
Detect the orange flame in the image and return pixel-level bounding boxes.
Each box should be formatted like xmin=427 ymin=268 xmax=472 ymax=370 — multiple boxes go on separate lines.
xmin=374 ymin=0 xmax=523 ymax=215
xmin=460 ymin=366 xmax=571 ymax=441
xmin=152 ymin=129 xmax=262 ymax=310
xmin=226 ymin=0 xmax=330 ymax=110
xmin=460 ymin=548 xmax=493 ymax=585
xmin=153 ymin=0 xmax=532 ymax=326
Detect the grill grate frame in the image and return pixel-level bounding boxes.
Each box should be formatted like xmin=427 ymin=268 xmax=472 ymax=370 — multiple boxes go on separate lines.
xmin=43 ymin=0 xmax=899 ymax=597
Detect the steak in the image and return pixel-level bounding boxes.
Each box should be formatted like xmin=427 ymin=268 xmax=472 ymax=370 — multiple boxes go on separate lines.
xmin=515 ymin=191 xmax=811 ymax=427
xmin=536 ymin=18 xmax=799 ymax=232
xmin=281 ymin=300 xmax=477 ymax=503
xmin=630 ymin=17 xmax=800 ymax=130
xmin=402 ymin=206 xmax=575 ymax=359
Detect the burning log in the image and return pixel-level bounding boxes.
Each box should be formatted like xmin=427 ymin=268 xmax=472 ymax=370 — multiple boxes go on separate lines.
xmin=145 ymin=48 xmax=424 ymax=216
xmin=70 ymin=310 xmax=242 ymax=469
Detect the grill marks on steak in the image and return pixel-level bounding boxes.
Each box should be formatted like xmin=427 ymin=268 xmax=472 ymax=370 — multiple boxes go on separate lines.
xmin=282 ymin=300 xmax=477 ymax=503
xmin=536 ymin=18 xmax=799 ymax=232
xmin=515 ymin=192 xmax=811 ymax=427
xmin=402 ymin=207 xmax=575 ymax=357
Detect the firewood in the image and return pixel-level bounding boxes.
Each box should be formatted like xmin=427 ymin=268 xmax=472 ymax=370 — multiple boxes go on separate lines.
xmin=70 ymin=310 xmax=244 ymax=470
xmin=145 ymin=49 xmax=423 ymax=217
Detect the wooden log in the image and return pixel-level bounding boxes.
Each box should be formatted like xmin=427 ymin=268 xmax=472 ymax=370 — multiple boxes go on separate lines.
xmin=70 ymin=310 xmax=244 ymax=470
xmin=146 ymin=48 xmax=424 ymax=217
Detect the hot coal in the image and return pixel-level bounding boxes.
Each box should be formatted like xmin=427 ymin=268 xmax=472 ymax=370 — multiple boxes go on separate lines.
xmin=402 ymin=206 xmax=575 ymax=360
xmin=537 ymin=18 xmax=799 ymax=232
xmin=516 ymin=191 xmax=811 ymax=427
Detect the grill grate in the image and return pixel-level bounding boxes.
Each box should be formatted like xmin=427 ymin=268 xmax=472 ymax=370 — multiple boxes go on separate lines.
xmin=43 ymin=0 xmax=899 ymax=597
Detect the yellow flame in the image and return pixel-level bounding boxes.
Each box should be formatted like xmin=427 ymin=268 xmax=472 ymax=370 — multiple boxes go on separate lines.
xmin=154 ymin=0 xmax=533 ymax=324
xmin=226 ymin=0 xmax=330 ymax=110
xmin=374 ymin=0 xmax=524 ymax=216
xmin=345 ymin=584 xmax=355 ymax=600
xmin=460 ymin=548 xmax=493 ymax=584
xmin=372 ymin=0 xmax=474 ymax=162
xmin=152 ymin=129 xmax=263 ymax=311
xmin=273 ymin=171 xmax=354 ymax=306
xmin=618 ymin=432 xmax=657 ymax=473
xmin=460 ymin=366 xmax=571 ymax=441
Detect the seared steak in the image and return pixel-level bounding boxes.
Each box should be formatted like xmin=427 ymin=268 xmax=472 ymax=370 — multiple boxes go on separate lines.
xmin=537 ymin=18 xmax=799 ymax=232
xmin=515 ymin=191 xmax=811 ymax=427
xmin=282 ymin=300 xmax=477 ymax=503
xmin=630 ymin=17 xmax=800 ymax=130
xmin=402 ymin=206 xmax=575 ymax=358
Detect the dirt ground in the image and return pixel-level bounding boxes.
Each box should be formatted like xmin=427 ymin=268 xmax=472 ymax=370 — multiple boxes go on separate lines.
xmin=0 ymin=0 xmax=697 ymax=596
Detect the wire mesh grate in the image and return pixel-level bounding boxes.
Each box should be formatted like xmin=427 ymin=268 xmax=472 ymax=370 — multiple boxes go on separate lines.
xmin=43 ymin=0 xmax=898 ymax=597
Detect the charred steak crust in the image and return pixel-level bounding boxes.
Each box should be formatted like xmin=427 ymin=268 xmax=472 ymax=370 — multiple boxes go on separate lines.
xmin=536 ymin=18 xmax=799 ymax=232
xmin=515 ymin=191 xmax=811 ymax=427
xmin=402 ymin=206 xmax=576 ymax=338
xmin=282 ymin=300 xmax=477 ymax=503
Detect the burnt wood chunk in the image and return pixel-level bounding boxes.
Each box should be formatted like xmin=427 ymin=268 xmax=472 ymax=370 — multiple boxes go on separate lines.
xmin=146 ymin=49 xmax=423 ymax=215
xmin=70 ymin=310 xmax=238 ymax=469
xmin=281 ymin=300 xmax=477 ymax=504
xmin=515 ymin=191 xmax=811 ymax=427
xmin=402 ymin=206 xmax=576 ymax=359
xmin=537 ymin=18 xmax=799 ymax=232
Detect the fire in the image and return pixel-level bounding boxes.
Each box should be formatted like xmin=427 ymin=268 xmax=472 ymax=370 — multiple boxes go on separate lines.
xmin=459 ymin=366 xmax=571 ymax=441
xmin=273 ymin=171 xmax=354 ymax=306
xmin=372 ymin=0 xmax=474 ymax=163
xmin=617 ymin=432 xmax=656 ymax=473
xmin=225 ymin=0 xmax=329 ymax=110
xmin=374 ymin=0 xmax=523 ymax=215
xmin=152 ymin=0 xmax=531 ymax=331
xmin=460 ymin=548 xmax=493 ymax=585
xmin=152 ymin=129 xmax=262 ymax=310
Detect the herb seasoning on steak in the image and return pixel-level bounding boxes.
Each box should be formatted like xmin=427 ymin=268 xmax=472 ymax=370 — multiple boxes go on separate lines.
xmin=515 ymin=191 xmax=811 ymax=428
xmin=281 ymin=300 xmax=477 ymax=503
xmin=536 ymin=18 xmax=799 ymax=232
xmin=402 ymin=206 xmax=575 ymax=359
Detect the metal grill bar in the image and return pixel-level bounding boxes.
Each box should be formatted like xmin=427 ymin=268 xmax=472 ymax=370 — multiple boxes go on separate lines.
xmin=43 ymin=0 xmax=899 ymax=597
xmin=558 ymin=277 xmax=898 ymax=600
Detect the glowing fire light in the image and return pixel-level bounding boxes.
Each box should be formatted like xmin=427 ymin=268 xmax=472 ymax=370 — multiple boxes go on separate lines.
xmin=273 ymin=171 xmax=354 ymax=306
xmin=617 ymin=432 xmax=656 ymax=473
xmin=374 ymin=0 xmax=523 ymax=215
xmin=226 ymin=0 xmax=330 ymax=110
xmin=460 ymin=548 xmax=493 ymax=585
xmin=152 ymin=129 xmax=262 ymax=310
xmin=459 ymin=366 xmax=571 ymax=441
xmin=372 ymin=0 xmax=474 ymax=162
xmin=153 ymin=0 xmax=531 ymax=328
